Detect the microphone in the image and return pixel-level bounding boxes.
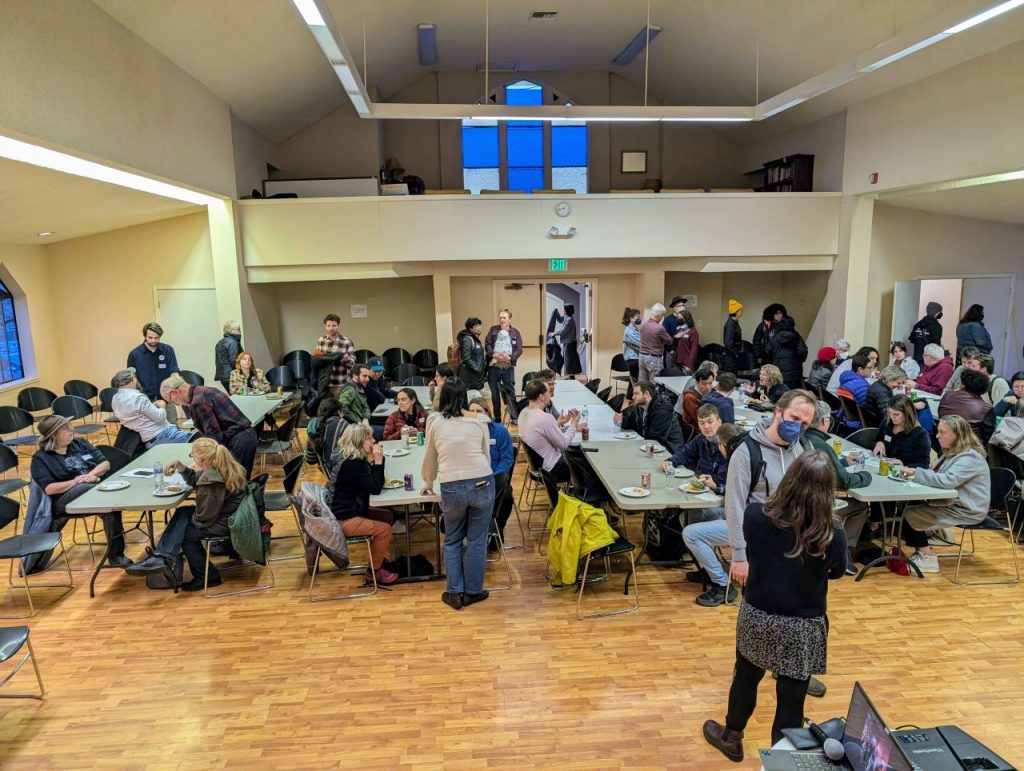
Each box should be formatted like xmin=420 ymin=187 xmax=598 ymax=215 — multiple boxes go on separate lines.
xmin=808 ymin=720 xmax=846 ymax=762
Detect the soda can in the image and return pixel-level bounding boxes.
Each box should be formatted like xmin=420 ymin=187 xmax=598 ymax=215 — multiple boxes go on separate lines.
xmin=645 ymin=443 xmax=654 ymax=459
xmin=831 ymin=439 xmax=843 ymax=456
xmin=581 ymin=424 xmax=589 ymax=440
xmin=417 ymin=431 xmax=425 ymax=446
xmin=641 ymin=471 xmax=651 ymax=490
xmin=404 ymin=474 xmax=414 ymax=491
xmin=277 ymin=386 xmax=283 ymax=395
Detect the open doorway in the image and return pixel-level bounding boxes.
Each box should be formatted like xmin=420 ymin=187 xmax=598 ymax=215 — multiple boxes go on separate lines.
xmin=544 ymin=281 xmax=592 ymax=378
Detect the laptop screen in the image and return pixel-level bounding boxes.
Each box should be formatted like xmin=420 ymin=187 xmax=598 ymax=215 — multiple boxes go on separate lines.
xmin=842 ymin=682 xmax=912 ymax=771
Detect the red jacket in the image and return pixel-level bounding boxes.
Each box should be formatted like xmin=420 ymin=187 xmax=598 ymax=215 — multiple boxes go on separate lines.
xmin=916 ymin=356 xmax=954 ymax=394
xmin=673 ymin=327 xmax=700 ymax=372
xmin=382 ymin=404 xmax=429 ymax=440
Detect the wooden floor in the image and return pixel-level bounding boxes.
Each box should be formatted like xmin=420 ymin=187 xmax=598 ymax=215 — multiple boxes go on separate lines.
xmin=1 ymin=442 xmax=1023 ymax=769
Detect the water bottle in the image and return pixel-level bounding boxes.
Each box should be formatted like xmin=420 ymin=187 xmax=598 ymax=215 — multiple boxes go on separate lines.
xmin=665 ymin=466 xmax=675 ymax=489
xmin=153 ymin=461 xmax=164 ymax=492
xmin=581 ymin=406 xmax=589 ymax=423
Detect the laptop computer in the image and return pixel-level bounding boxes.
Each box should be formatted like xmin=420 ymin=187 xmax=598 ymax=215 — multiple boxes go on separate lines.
xmin=760 ymin=682 xmax=912 ymax=771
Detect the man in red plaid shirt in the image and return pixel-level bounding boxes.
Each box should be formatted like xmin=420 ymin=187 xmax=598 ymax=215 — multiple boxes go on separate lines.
xmin=316 ymin=313 xmax=356 ymax=396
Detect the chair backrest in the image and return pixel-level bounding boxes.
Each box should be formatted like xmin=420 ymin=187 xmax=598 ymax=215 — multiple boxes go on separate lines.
xmin=64 ymin=379 xmax=98 ymax=401
xmin=521 ymin=371 xmax=538 ymax=392
xmin=282 ymin=349 xmax=312 ymax=367
xmin=283 ymin=356 xmax=310 ymax=383
xmin=607 ymin=394 xmax=626 ymax=412
xmin=562 ymin=448 xmax=592 ymax=493
xmin=859 ymin=403 xmax=881 ymax=429
xmin=678 ymin=421 xmax=695 ymax=444
xmin=699 ymin=343 xmax=725 ymax=358
xmin=52 ymin=394 xmax=94 ymax=420
xmin=17 ymin=386 xmax=57 ymax=414
xmin=846 ymin=427 xmax=877 ymax=450
xmin=989 ymin=467 xmax=1017 ymax=512
xmin=281 ymin=454 xmax=304 ymax=496
xmin=735 ymin=352 xmax=758 ymax=372
xmin=522 ymin=442 xmax=559 ymax=506
xmin=412 ymin=349 xmax=439 ymax=369
xmin=838 ymin=395 xmax=861 ymax=423
xmin=0 ymin=443 xmax=18 ymax=475
xmin=98 ymin=387 xmax=117 ymax=413
xmin=402 ymin=376 xmax=428 ymax=387
xmin=610 ymin=354 xmax=627 ymax=373
xmin=391 ymin=363 xmax=420 ymax=384
xmin=499 ymin=383 xmax=519 ymax=423
xmin=818 ymin=388 xmax=841 ymax=411
xmin=353 ymin=349 xmax=376 ymax=364
xmin=265 ymin=365 xmax=296 ymax=390
xmin=383 ymin=348 xmax=413 ymax=372
xmin=276 ymin=410 xmax=301 ymax=442
xmin=584 ymin=378 xmax=601 ymax=394
xmin=0 ymin=495 xmax=18 ymax=530
xmin=95 ymin=444 xmax=133 ymax=474
xmin=597 ymin=386 xmax=612 ymax=403
xmin=180 ymin=370 xmax=205 ymax=386
xmin=0 ymin=406 xmax=34 ymax=435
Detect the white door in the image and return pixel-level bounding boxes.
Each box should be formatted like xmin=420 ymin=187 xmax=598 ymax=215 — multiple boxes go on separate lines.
xmin=961 ymin=277 xmax=1015 ymax=371
xmin=918 ymin=279 xmax=962 ymax=355
xmin=891 ymin=280 xmax=922 ymax=350
xmin=155 ymin=287 xmax=220 ymax=386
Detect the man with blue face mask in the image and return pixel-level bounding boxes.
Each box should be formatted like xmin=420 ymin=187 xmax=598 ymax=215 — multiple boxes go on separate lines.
xmin=683 ymin=389 xmax=816 ymax=607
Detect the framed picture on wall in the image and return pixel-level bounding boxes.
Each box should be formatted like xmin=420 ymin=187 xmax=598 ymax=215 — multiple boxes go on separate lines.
xmin=620 ymin=151 xmax=647 ymax=174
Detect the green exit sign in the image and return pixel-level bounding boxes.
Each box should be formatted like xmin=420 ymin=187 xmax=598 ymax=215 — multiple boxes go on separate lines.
xmin=549 ymin=258 xmax=568 ymax=272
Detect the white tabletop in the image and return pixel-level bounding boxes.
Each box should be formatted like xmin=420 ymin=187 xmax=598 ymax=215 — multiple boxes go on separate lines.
xmin=551 ymin=379 xmax=605 ymax=409
xmin=231 ymin=393 xmax=288 ymax=424
xmin=65 ymin=443 xmax=194 ymax=514
xmin=654 ymin=375 xmax=692 ymax=396
xmin=369 ymin=440 xmax=440 ymax=507
xmin=371 ymin=386 xmax=432 ymax=417
xmin=829 ymin=435 xmax=956 ymax=503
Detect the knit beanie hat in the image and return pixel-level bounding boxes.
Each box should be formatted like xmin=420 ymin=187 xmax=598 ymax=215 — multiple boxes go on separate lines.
xmin=816 ymin=346 xmax=837 ymax=363
xmin=727 ymin=299 xmax=742 ymax=315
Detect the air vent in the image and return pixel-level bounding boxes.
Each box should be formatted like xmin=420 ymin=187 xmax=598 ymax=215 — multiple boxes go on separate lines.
xmin=530 ymin=11 xmax=558 ymax=19
xmin=476 ymin=61 xmax=520 ymax=72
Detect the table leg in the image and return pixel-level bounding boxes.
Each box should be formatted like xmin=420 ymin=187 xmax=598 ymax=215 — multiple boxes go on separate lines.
xmin=854 ymin=501 xmax=924 ymax=581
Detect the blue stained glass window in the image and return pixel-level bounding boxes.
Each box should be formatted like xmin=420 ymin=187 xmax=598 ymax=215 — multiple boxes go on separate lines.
xmin=462 ymin=119 xmax=499 ymax=193
xmin=552 ymin=120 xmax=588 ymax=193
xmin=505 ymin=81 xmax=544 ymax=192
xmin=0 ymin=281 xmax=24 ymax=384
xmin=506 ymin=80 xmax=543 ymax=106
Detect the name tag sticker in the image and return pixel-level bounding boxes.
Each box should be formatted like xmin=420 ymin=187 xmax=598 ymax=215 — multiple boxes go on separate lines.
xmin=885 ymin=435 xmax=892 ymax=442
xmin=489 ymin=438 xmax=496 ymax=445
xmin=158 ymin=363 xmax=167 ymax=369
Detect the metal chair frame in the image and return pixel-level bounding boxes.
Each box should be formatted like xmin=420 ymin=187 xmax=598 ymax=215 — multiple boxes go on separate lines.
xmin=1 ymin=535 xmax=74 ymax=618
xmin=575 ymin=540 xmax=639 ymax=620
xmin=201 ymin=538 xmax=276 ymax=598
xmin=0 ymin=628 xmax=45 ymax=699
xmin=307 ymin=538 xmax=378 ymax=601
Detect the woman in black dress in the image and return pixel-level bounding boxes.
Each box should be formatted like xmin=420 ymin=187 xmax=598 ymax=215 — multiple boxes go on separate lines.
xmin=703 ymin=451 xmax=847 ymax=762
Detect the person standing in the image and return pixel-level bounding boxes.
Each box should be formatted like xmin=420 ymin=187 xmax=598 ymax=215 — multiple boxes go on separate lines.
xmin=214 ymin=321 xmax=243 ymax=392
xmin=160 ymin=374 xmax=258 ymax=477
xmin=457 ymin=317 xmax=488 ymax=393
xmin=722 ymin=299 xmax=743 ymax=371
xmin=752 ymin=304 xmax=785 ymax=366
xmin=621 ymin=307 xmax=642 ymax=382
xmin=663 ymin=296 xmax=689 ymax=337
xmin=315 ymin=313 xmax=356 ymax=397
xmin=638 ymin=304 xmax=675 ymax=383
xmin=956 ymin=304 xmax=993 ymax=358
xmin=910 ymin=302 xmax=944 ymax=365
xmin=767 ymin=313 xmax=807 ymax=389
xmin=421 ymin=379 xmax=495 ymax=611
xmin=111 ymin=368 xmax=192 ymax=447
xmin=554 ymin=305 xmax=582 ymax=377
xmin=127 ymin=322 xmax=179 ymax=402
xmin=484 ymin=309 xmax=523 ymax=418
xmin=702 ymin=451 xmax=847 ymax=762
xmin=672 ymin=309 xmax=700 ymax=374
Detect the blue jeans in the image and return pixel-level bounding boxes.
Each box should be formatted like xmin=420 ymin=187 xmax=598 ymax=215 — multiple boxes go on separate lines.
xmin=487 ymin=366 xmax=515 ymax=417
xmin=682 ymin=515 xmax=729 ymax=587
xmin=156 ymin=506 xmax=228 ymax=581
xmin=440 ymin=475 xmax=495 ymax=594
xmin=146 ymin=425 xmax=194 ymax=447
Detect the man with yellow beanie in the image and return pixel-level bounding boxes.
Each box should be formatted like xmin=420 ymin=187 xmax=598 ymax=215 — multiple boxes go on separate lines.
xmin=723 ymin=299 xmax=744 ymax=371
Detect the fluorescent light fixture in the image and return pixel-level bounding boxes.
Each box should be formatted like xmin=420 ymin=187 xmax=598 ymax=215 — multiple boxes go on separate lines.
xmin=35 ymin=231 xmax=54 ymax=237
xmin=291 ymin=0 xmax=325 ymax=26
xmin=0 ymin=135 xmax=219 ymax=206
xmin=612 ymin=25 xmax=662 ymax=66
xmin=471 ymin=115 xmax=571 ymax=122
xmin=859 ymin=33 xmax=951 ymax=72
xmin=759 ymin=97 xmax=808 ymax=119
xmin=944 ymin=0 xmax=1024 ymax=33
xmin=418 ymin=24 xmax=437 ymax=66
xmin=662 ymin=117 xmax=753 ymax=122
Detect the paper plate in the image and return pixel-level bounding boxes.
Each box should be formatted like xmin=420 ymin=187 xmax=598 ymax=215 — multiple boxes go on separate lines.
xmin=153 ymin=484 xmax=187 ymax=497
xmin=680 ymin=483 xmax=709 ymax=494
xmin=618 ymin=486 xmax=650 ymax=498
xmin=384 ymin=448 xmax=410 ymax=457
xmin=383 ymin=479 xmax=404 ymax=490
xmin=640 ymin=445 xmax=665 ymax=454
xmin=97 ymin=481 xmax=129 ymax=492
xmin=613 ymin=431 xmax=638 ymax=440
xmin=672 ymin=468 xmax=695 ymax=479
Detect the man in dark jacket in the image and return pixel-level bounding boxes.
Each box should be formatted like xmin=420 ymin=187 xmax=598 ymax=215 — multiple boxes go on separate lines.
xmin=664 ymin=404 xmax=730 ymax=493
xmin=701 ymin=372 xmax=737 ymax=424
xmin=364 ymin=357 xmax=396 ymax=412
xmin=909 ymin=302 xmax=943 ymax=365
xmin=457 ymin=317 xmax=487 ymax=391
xmin=614 ymin=382 xmax=683 ymax=453
xmin=751 ymin=303 xmax=786 ymax=365
xmin=806 ymin=400 xmax=871 ymax=573
xmin=214 ymin=321 xmax=242 ymax=392
xmin=768 ymin=315 xmax=808 ymax=388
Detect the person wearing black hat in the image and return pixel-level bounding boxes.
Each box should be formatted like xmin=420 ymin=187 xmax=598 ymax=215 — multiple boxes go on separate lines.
xmin=910 ymin=302 xmax=944 ymax=366
xmin=663 ymin=296 xmax=689 ymax=337
xmin=752 ymin=304 xmax=786 ymax=366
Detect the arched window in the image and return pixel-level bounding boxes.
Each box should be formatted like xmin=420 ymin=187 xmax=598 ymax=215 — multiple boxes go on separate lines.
xmin=461 ymin=79 xmax=588 ymax=194
xmin=0 ymin=279 xmax=24 ymax=383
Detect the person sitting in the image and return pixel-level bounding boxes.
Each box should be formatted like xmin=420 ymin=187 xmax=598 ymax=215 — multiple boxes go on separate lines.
xmin=743 ymin=364 xmax=787 ymax=404
xmin=303 ymin=397 xmax=349 ymax=468
xmin=804 ymin=401 xmax=871 ymax=574
xmin=837 ymin=351 xmax=875 ymax=428
xmin=968 ymin=352 xmax=1009 ymax=406
xmin=993 ymin=371 xmax=1024 ymax=419
xmin=228 ymin=352 xmax=271 ymax=396
xmin=866 ymin=365 xmax=905 ymax=419
xmin=663 ymin=405 xmax=731 ymax=499
xmin=111 ymin=367 xmax=192 ymax=447
xmin=807 ymin=346 xmax=836 ymax=391
xmin=941 ymin=346 xmax=980 ymax=394
xmin=30 ymin=416 xmax=132 ymax=569
xmin=701 ymin=371 xmax=736 ymax=424
xmin=161 ymin=374 xmax=258 ymax=477
xmin=872 ymin=394 xmax=932 ymax=468
xmin=915 ymin=343 xmax=954 ymax=394
xmin=827 ymin=346 xmax=878 ymax=396
xmin=339 ymin=363 xmax=384 ymax=440
xmin=614 ymin=382 xmax=683 ymax=452
xmin=365 ymin=357 xmax=397 ymax=412
xmin=125 ymin=438 xmax=249 ymax=590
xmin=383 ymin=387 xmax=430 ymax=441
xmin=939 ymin=369 xmax=995 ymax=443
xmin=833 ymin=339 xmax=852 ymax=365
xmin=326 ymin=424 xmax=398 ymax=586
xmin=889 ymin=341 xmax=920 ymax=380
xmin=468 ymin=398 xmax=515 ymax=549
xmin=898 ymin=415 xmax=990 ymax=574
xmin=681 ymin=369 xmax=716 ymax=428
xmin=517 ymin=379 xmax=581 ymax=492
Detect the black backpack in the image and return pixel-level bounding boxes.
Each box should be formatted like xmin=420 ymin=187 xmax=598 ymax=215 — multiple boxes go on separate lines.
xmin=642 ymin=511 xmax=686 ymax=563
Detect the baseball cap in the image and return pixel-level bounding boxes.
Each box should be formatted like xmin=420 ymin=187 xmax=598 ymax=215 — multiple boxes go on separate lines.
xmin=368 ymin=356 xmax=386 ymax=372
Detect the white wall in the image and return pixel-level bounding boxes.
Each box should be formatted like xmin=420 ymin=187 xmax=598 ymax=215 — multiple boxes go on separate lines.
xmin=741 ymin=112 xmax=847 ymax=193
xmin=231 ymin=113 xmax=272 ymax=198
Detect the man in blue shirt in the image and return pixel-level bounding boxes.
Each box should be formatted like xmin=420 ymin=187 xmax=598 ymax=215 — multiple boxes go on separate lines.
xmin=127 ymin=322 xmax=179 ymax=402
xmin=701 ymin=371 xmax=737 ymax=424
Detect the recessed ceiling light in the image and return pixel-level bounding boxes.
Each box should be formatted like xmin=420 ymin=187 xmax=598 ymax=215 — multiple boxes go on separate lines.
xmin=36 ymin=231 xmax=54 ymax=236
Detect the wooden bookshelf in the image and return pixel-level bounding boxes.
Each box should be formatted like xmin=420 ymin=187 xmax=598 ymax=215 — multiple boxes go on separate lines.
xmin=756 ymin=154 xmax=814 ymax=192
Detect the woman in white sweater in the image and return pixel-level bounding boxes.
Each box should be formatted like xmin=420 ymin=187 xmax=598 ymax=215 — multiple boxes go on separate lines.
xmin=421 ymin=378 xmax=495 ymax=610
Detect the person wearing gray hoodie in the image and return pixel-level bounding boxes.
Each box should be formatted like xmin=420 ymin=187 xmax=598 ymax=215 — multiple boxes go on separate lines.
xmin=683 ymin=389 xmax=817 ymax=608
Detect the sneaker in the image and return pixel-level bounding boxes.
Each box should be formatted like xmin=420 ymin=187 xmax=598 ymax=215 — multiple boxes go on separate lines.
xmin=181 ymin=575 xmax=223 ymax=592
xmin=695 ymin=583 xmax=737 ymax=607
xmin=369 ymin=567 xmax=399 ymax=586
xmin=462 ymin=590 xmax=490 ymax=606
xmin=391 ymin=520 xmax=407 ymax=535
xmin=441 ymin=591 xmax=463 ymax=610
xmin=125 ymin=555 xmax=170 ymax=576
xmin=845 ymin=562 xmax=859 ymax=576
xmin=909 ymin=552 xmax=940 ymax=574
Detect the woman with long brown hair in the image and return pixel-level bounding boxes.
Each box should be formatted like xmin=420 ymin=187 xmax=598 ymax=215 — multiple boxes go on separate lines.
xmin=228 ymin=352 xmax=271 ymax=395
xmin=703 ymin=451 xmax=848 ymax=762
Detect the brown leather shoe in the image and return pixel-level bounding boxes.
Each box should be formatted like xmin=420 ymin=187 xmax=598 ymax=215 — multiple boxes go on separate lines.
xmin=702 ymin=719 xmax=744 ymax=763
